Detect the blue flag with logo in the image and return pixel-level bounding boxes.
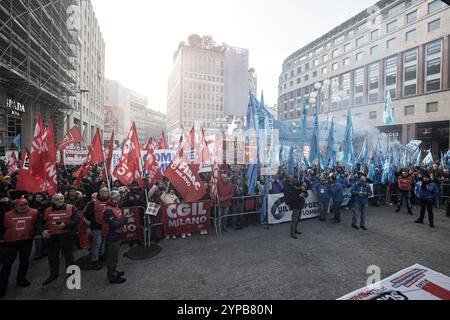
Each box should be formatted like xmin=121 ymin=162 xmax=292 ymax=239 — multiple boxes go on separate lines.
xmin=309 ymin=110 xmax=319 ymax=164
xmin=288 ymin=146 xmax=295 ymax=176
xmin=422 ymin=151 xmax=433 ymax=166
xmin=325 ymin=118 xmax=335 ymax=170
xmin=357 ymin=136 xmax=368 ymax=166
xmin=413 ymin=148 xmax=422 ymax=167
xmin=343 ymin=108 xmax=354 ymax=167
xmin=383 ymin=91 xmax=394 ymax=125
xmin=12 ymin=134 xmax=21 ymax=150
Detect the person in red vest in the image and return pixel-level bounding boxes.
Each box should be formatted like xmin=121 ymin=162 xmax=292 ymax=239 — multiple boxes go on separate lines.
xmin=41 ymin=193 xmax=80 ymax=286
xmin=84 ymin=186 xmax=109 ymax=270
xmin=218 ymin=174 xmax=234 ymax=233
xmin=0 ymin=198 xmax=39 ymax=298
xmin=103 ymin=191 xmax=127 ymax=284
xmin=396 ymin=171 xmax=414 ymax=215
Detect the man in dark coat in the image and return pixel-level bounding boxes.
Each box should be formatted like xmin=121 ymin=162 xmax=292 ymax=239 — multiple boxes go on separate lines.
xmin=284 ymin=181 xmax=309 ymax=239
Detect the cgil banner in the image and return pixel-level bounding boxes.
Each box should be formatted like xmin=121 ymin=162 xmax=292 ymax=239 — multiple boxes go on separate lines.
xmin=339 ymin=264 xmax=450 ymax=300
xmin=121 ymin=207 xmax=142 ymax=241
xmin=162 ymin=201 xmax=211 ymax=237
xmin=268 ymin=192 xmax=320 ymax=224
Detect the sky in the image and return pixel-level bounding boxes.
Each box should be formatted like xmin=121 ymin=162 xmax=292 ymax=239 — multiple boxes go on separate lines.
xmin=91 ymin=0 xmax=377 ymax=113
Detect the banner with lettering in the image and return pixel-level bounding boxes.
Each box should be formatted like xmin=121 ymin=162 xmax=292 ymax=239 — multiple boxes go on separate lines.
xmin=267 ymin=192 xmax=320 ymax=224
xmin=162 ymin=201 xmax=211 ymax=237
xmin=121 ymin=207 xmax=142 ymax=241
xmin=339 ymin=264 xmax=450 ymax=300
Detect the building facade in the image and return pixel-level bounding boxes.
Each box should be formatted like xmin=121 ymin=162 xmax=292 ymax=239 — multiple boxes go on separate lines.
xmin=67 ymin=0 xmax=106 ymax=143
xmin=0 ymin=0 xmax=78 ymax=154
xmin=104 ymin=79 xmax=166 ymax=145
xmin=278 ymin=0 xmax=450 ymax=157
xmin=167 ymin=43 xmax=251 ymax=134
xmin=249 ymin=68 xmax=258 ymax=97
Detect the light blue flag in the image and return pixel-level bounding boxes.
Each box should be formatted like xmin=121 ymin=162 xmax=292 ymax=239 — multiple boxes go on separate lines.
xmin=383 ymin=91 xmax=394 ymax=125
xmin=343 ymin=108 xmax=354 ymax=166
xmin=247 ymin=164 xmax=257 ymax=196
xmin=325 ymin=118 xmax=336 ymax=170
xmin=422 ymin=151 xmax=433 ymax=166
xmin=367 ymin=158 xmax=375 ymax=182
xmin=443 ymin=150 xmax=450 ymax=169
xmin=440 ymin=151 xmax=444 ymax=168
xmin=301 ymin=152 xmax=310 ymax=171
xmin=405 ymin=140 xmax=422 ymax=153
xmin=12 ymin=134 xmax=21 ymax=150
xmin=381 ymin=150 xmax=394 ymax=184
xmin=401 ymin=149 xmax=407 ymax=167
xmin=260 ymin=176 xmax=271 ymax=223
xmin=309 ymin=110 xmax=319 ymax=164
xmin=288 ymin=146 xmax=295 ymax=176
xmin=414 ymin=148 xmax=422 ymax=167
xmin=357 ymin=136 xmax=368 ymax=166
xmin=374 ymin=139 xmax=383 ymax=167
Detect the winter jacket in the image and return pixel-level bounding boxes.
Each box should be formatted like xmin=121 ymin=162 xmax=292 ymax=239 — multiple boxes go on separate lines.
xmin=218 ymin=180 xmax=234 ymax=208
xmin=284 ymin=185 xmax=309 ymax=210
xmin=397 ymin=176 xmax=413 ymax=192
xmin=415 ymin=181 xmax=439 ymax=200
xmin=313 ymin=182 xmax=331 ymax=204
xmin=351 ymin=183 xmax=373 ymax=207
xmin=270 ymin=180 xmax=285 ymax=194
xmin=330 ymin=182 xmax=344 ymax=205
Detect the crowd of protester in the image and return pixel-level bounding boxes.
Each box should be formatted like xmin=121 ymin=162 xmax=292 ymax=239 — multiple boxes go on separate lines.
xmin=0 ymin=157 xmax=449 ymax=298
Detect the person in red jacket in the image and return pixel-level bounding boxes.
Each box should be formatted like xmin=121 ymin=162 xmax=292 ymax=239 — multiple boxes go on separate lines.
xmin=218 ymin=174 xmax=234 ymax=232
xmin=396 ymin=171 xmax=414 ymax=215
xmin=0 ymin=198 xmax=39 ymax=298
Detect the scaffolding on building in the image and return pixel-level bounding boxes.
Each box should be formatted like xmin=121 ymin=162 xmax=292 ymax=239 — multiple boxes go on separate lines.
xmin=0 ymin=0 xmax=79 ymax=126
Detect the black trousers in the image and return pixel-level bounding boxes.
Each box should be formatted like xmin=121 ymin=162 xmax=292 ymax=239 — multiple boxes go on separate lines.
xmin=333 ymin=205 xmax=341 ymax=222
xmin=106 ymin=240 xmax=121 ymax=281
xmin=0 ymin=240 xmax=33 ymax=290
xmin=46 ymin=235 xmax=75 ymax=277
xmin=397 ymin=191 xmax=412 ymax=212
xmin=419 ymin=199 xmax=434 ymax=224
xmin=290 ymin=209 xmax=300 ymax=236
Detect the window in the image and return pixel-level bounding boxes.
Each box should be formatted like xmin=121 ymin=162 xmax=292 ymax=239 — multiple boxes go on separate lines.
xmin=387 ymin=20 xmax=397 ymax=33
xmin=428 ymin=0 xmax=443 ymax=14
xmin=369 ymin=63 xmax=379 ymax=102
xmin=404 ymin=84 xmax=417 ymax=96
xmin=304 ymin=74 xmax=309 ymax=81
xmin=405 ymin=65 xmax=417 ymax=82
xmin=406 ymin=29 xmax=416 ymax=41
xmin=305 ymin=63 xmax=310 ymax=71
xmin=385 ymin=56 xmax=397 ymax=98
xmin=313 ymin=71 xmax=318 ymax=78
xmin=297 ymin=66 xmax=302 ymax=74
xmin=322 ymin=67 xmax=328 ymax=75
xmin=342 ymin=73 xmax=351 ymax=107
xmin=313 ymin=58 xmax=319 ymax=67
xmin=343 ymin=58 xmax=350 ymax=66
xmin=369 ymin=111 xmax=377 ymax=119
xmin=323 ymin=54 xmax=329 ymax=62
xmin=297 ymin=78 xmax=301 ymax=84
xmin=406 ymin=11 xmax=417 ymax=24
xmin=354 ymin=68 xmax=364 ymax=106
xmin=332 ymin=63 xmax=338 ymax=71
xmin=356 ymin=52 xmax=363 ymax=61
xmin=426 ymin=102 xmax=438 ymax=113
xmin=428 ymin=19 xmax=440 ymax=32
xmin=404 ymin=105 xmax=414 ymax=115
xmin=290 ymin=70 xmax=294 ymax=77
xmin=332 ymin=48 xmax=340 ymax=58
xmin=370 ymin=46 xmax=378 ymax=56
xmin=387 ymin=38 xmax=396 ymax=49
xmin=344 ymin=43 xmax=351 ymax=53
xmin=425 ymin=40 xmax=442 ymax=92
xmin=371 ymin=30 xmax=379 ymax=41
xmin=356 ymin=36 xmax=364 ymax=48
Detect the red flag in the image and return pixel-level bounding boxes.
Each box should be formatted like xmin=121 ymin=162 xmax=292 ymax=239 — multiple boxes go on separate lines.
xmin=74 ymin=129 xmax=104 ymax=187
xmin=41 ymin=121 xmax=58 ymax=195
xmin=16 ymin=148 xmax=43 ymax=193
xmin=165 ymin=149 xmax=205 ymax=202
xmin=6 ymin=152 xmax=18 ymax=176
xmin=113 ymin=123 xmax=142 ymax=186
xmin=104 ymin=130 xmax=115 ymax=177
xmin=57 ymin=125 xmax=83 ymax=150
xmin=29 ymin=114 xmax=46 ymax=179
xmin=158 ymin=130 xmax=167 ymax=150
xmin=144 ymin=142 xmax=163 ymax=185
xmin=144 ymin=137 xmax=158 ymax=152
xmin=210 ymin=161 xmax=220 ymax=200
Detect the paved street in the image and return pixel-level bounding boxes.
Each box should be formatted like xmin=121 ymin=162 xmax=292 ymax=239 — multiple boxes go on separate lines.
xmin=2 ymin=206 xmax=450 ymax=300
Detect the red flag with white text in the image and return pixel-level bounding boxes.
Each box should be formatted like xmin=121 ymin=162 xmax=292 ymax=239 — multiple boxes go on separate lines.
xmin=58 ymin=125 xmax=83 ymax=150
xmin=7 ymin=152 xmax=18 ymax=176
xmin=165 ymin=149 xmax=205 ymax=202
xmin=41 ymin=121 xmax=58 ymax=195
xmin=74 ymin=129 xmax=104 ymax=187
xmin=29 ymin=114 xmax=46 ymax=180
xmin=158 ymin=130 xmax=167 ymax=150
xmin=16 ymin=148 xmax=43 ymax=193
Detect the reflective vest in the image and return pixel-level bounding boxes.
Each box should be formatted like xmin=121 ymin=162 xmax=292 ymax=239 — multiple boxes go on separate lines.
xmin=102 ymin=205 xmax=126 ymax=236
xmin=44 ymin=205 xmax=73 ymax=235
xmin=94 ymin=198 xmax=109 ymax=225
xmin=3 ymin=208 xmax=38 ymax=243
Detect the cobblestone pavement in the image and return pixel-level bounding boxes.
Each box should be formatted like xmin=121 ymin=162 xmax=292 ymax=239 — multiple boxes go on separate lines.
xmin=2 ymin=206 xmax=450 ymax=300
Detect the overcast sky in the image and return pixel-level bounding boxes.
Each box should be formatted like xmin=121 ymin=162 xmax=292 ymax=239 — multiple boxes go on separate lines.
xmin=91 ymin=0 xmax=377 ymax=113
